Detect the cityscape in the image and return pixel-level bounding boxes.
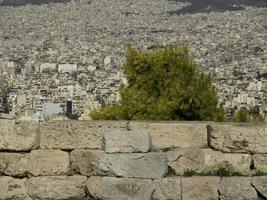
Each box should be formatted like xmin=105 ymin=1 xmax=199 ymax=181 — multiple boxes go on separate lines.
xmin=0 ymin=0 xmax=266 ymax=121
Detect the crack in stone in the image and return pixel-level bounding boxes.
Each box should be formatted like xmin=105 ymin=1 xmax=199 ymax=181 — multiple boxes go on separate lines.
xmin=251 ymin=182 xmax=267 ymax=200
xmin=180 ymin=178 xmax=183 ymax=200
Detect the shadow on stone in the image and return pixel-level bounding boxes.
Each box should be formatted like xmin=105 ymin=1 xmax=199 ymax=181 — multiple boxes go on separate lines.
xmin=168 ymin=0 xmax=267 ymax=15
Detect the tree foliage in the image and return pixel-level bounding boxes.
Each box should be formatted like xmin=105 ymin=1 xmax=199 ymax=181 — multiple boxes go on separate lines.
xmin=91 ymin=45 xmax=225 ymax=121
xmin=233 ymin=108 xmax=264 ymax=123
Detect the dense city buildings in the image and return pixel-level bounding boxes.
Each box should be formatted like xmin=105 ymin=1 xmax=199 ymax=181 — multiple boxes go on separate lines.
xmin=0 ymin=0 xmax=266 ymax=120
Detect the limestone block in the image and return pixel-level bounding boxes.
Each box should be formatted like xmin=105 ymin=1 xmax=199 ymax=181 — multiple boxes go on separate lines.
xmin=252 ymin=154 xmax=267 ymax=173
xmin=27 ymin=150 xmax=70 ymax=176
xmin=167 ymin=148 xmax=205 ymax=175
xmin=129 ymin=122 xmax=208 ymax=150
xmin=0 ymin=120 xmax=38 ymax=151
xmin=208 ymin=123 xmax=267 ymax=153
xmin=152 ymin=178 xmax=182 ymax=200
xmin=103 ymin=130 xmax=151 ymax=153
xmin=251 ymin=176 xmax=267 ymax=198
xmin=86 ymin=176 xmax=155 ymax=200
xmin=99 ymin=153 xmax=167 ymax=178
xmin=0 ymin=176 xmax=28 ymax=200
xmin=203 ymin=149 xmax=251 ymax=175
xmin=167 ymin=148 xmax=251 ymax=175
xmin=219 ymin=177 xmax=258 ymax=200
xmin=27 ymin=176 xmax=87 ymax=200
xmin=182 ymin=176 xmax=220 ymax=200
xmin=0 ymin=153 xmax=28 ymax=177
xmin=40 ymin=121 xmax=128 ymax=149
xmin=70 ymin=150 xmax=103 ymax=176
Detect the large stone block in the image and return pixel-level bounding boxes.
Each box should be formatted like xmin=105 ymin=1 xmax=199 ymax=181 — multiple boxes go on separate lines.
xmin=86 ymin=176 xmax=155 ymax=200
xmin=99 ymin=153 xmax=167 ymax=178
xmin=167 ymin=148 xmax=251 ymax=175
xmin=27 ymin=150 xmax=70 ymax=176
xmin=219 ymin=177 xmax=258 ymax=200
xmin=0 ymin=150 xmax=69 ymax=177
xmin=167 ymin=148 xmax=205 ymax=175
xmin=40 ymin=121 xmax=128 ymax=149
xmin=182 ymin=176 xmax=220 ymax=200
xmin=203 ymin=149 xmax=251 ymax=175
xmin=252 ymin=154 xmax=267 ymax=173
xmin=251 ymin=176 xmax=267 ymax=198
xmin=152 ymin=178 xmax=182 ymax=200
xmin=0 ymin=176 xmax=28 ymax=200
xmin=208 ymin=123 xmax=267 ymax=153
xmin=0 ymin=120 xmax=38 ymax=151
xmin=27 ymin=176 xmax=87 ymax=200
xmin=70 ymin=150 xmax=103 ymax=176
xmin=103 ymin=130 xmax=151 ymax=153
xmin=0 ymin=153 xmax=28 ymax=177
xmin=129 ymin=122 xmax=208 ymax=150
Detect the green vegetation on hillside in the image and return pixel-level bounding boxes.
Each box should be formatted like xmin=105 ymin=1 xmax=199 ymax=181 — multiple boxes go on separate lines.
xmin=91 ymin=45 xmax=225 ymax=121
xmin=233 ymin=108 xmax=265 ymax=123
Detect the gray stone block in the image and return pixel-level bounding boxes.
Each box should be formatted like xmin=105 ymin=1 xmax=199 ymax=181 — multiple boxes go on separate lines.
xmin=153 ymin=177 xmax=182 ymax=200
xmin=27 ymin=176 xmax=87 ymax=200
xmin=0 ymin=153 xmax=28 ymax=177
xmin=70 ymin=149 xmax=103 ymax=176
xmin=252 ymin=154 xmax=267 ymax=173
xmin=251 ymin=176 xmax=267 ymax=198
xmin=40 ymin=121 xmax=128 ymax=150
xmin=0 ymin=176 xmax=28 ymax=200
xmin=167 ymin=148 xmax=205 ymax=175
xmin=208 ymin=123 xmax=267 ymax=153
xmin=99 ymin=153 xmax=167 ymax=178
xmin=0 ymin=120 xmax=38 ymax=151
xmin=219 ymin=177 xmax=258 ymax=200
xmin=86 ymin=176 xmax=155 ymax=200
xmin=27 ymin=150 xmax=70 ymax=176
xmin=104 ymin=130 xmax=151 ymax=153
xmin=129 ymin=122 xmax=208 ymax=150
xmin=203 ymin=149 xmax=251 ymax=175
xmin=182 ymin=176 xmax=220 ymax=200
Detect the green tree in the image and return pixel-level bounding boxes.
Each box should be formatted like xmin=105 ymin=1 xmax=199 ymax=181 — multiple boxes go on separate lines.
xmin=91 ymin=45 xmax=225 ymax=121
xmin=233 ymin=108 xmax=264 ymax=123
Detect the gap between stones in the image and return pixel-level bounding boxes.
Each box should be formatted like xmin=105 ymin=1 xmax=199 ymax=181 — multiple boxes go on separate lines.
xmin=251 ymin=182 xmax=267 ymax=200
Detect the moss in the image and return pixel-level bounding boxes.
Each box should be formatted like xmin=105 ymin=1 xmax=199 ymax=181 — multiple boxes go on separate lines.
xmin=251 ymin=165 xmax=267 ymax=176
xmin=183 ymin=163 xmax=242 ymax=177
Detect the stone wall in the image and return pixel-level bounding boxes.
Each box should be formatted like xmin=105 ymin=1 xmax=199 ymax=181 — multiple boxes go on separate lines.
xmin=0 ymin=120 xmax=266 ymax=200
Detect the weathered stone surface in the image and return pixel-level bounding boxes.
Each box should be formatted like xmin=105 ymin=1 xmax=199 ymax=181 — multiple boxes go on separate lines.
xmin=182 ymin=176 xmax=220 ymax=200
xmin=99 ymin=153 xmax=167 ymax=178
xmin=27 ymin=176 xmax=87 ymax=200
xmin=0 ymin=120 xmax=38 ymax=151
xmin=103 ymin=130 xmax=151 ymax=153
xmin=203 ymin=149 xmax=251 ymax=175
xmin=129 ymin=122 xmax=208 ymax=150
xmin=252 ymin=154 xmax=267 ymax=173
xmin=0 ymin=153 xmax=28 ymax=177
xmin=208 ymin=123 xmax=267 ymax=153
xmin=0 ymin=176 xmax=28 ymax=200
xmin=70 ymin=150 xmax=103 ymax=176
xmin=167 ymin=148 xmax=251 ymax=175
xmin=40 ymin=121 xmax=128 ymax=149
xmin=251 ymin=176 xmax=267 ymax=198
xmin=219 ymin=177 xmax=258 ymax=200
xmin=27 ymin=150 xmax=70 ymax=176
xmin=167 ymin=148 xmax=205 ymax=175
xmin=152 ymin=178 xmax=181 ymax=200
xmin=86 ymin=176 xmax=155 ymax=200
